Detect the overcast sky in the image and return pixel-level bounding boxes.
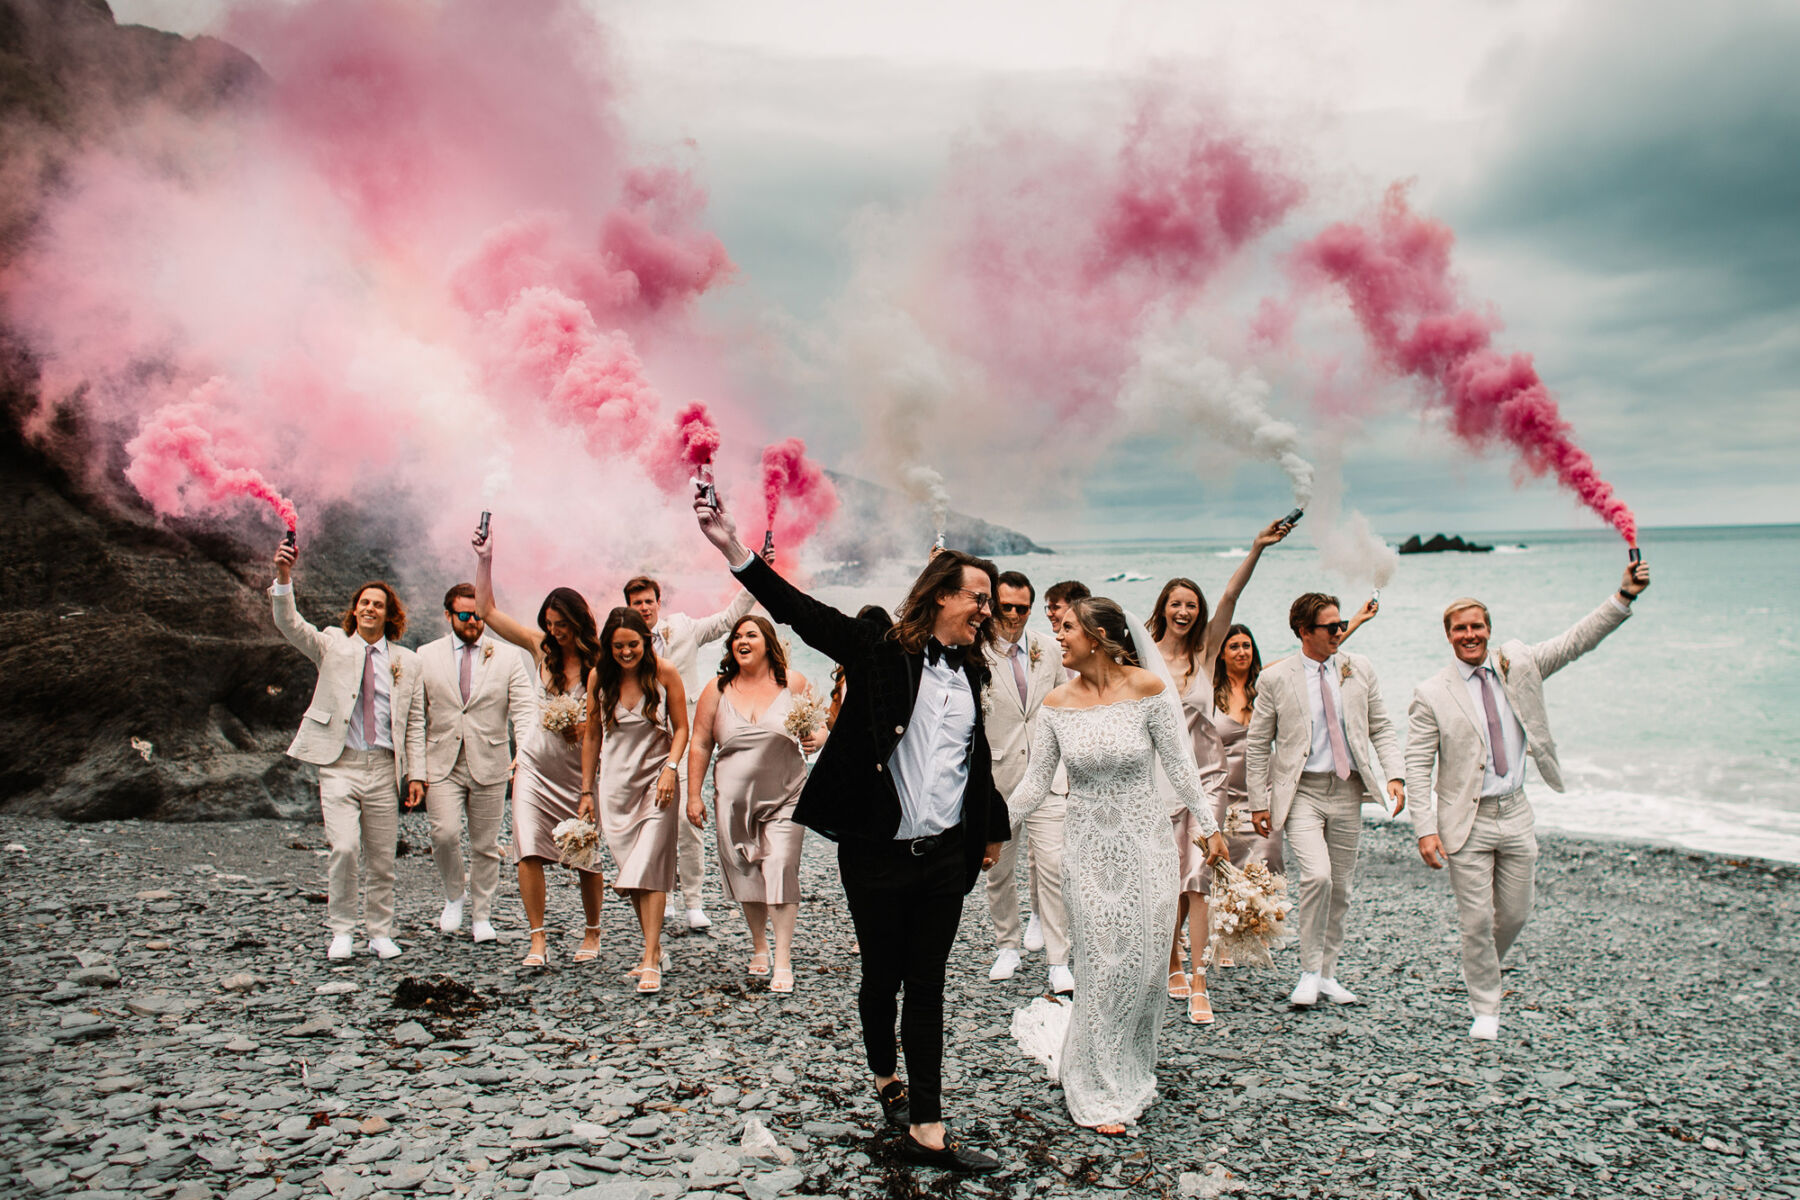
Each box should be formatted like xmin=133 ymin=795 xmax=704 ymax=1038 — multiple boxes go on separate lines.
xmin=115 ymin=0 xmax=1800 ymax=540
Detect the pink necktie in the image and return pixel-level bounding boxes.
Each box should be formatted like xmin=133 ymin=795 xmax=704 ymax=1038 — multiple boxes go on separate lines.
xmin=1009 ymin=641 xmax=1029 ymax=707
xmin=1478 ymin=667 xmax=1509 ymax=777
xmin=1319 ymin=665 xmax=1351 ymax=780
xmin=360 ymin=644 xmax=378 ymax=745
xmin=459 ymin=643 xmax=473 ymax=705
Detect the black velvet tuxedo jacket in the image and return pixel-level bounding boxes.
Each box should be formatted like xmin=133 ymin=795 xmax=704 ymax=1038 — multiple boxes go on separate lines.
xmin=733 ymin=556 xmax=1010 ymax=894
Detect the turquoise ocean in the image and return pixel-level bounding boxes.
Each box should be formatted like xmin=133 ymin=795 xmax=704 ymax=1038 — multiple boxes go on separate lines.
xmin=779 ymin=524 xmax=1800 ymax=864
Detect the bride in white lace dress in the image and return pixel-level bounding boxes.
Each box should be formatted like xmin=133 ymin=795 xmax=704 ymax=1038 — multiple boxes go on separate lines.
xmin=1009 ymin=598 xmax=1229 ymax=1132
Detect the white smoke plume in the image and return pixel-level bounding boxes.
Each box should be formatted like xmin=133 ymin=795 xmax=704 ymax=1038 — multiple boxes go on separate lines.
xmin=901 ymin=464 xmax=952 ymax=536
xmin=1118 ymin=336 xmax=1314 ymax=506
xmin=1309 ymin=460 xmax=1398 ymax=587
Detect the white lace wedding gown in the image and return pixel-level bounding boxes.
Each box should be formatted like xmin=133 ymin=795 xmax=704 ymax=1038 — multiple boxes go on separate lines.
xmin=1009 ymin=692 xmax=1220 ymax=1128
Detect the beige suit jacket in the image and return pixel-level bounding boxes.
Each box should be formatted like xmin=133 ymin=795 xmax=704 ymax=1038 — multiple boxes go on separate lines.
xmin=271 ymin=587 xmax=425 ymax=794
xmin=982 ymin=630 xmax=1068 ymax=797
xmin=417 ymin=634 xmax=538 ymax=785
xmin=654 ymin=590 xmax=757 ymax=706
xmin=1245 ymin=650 xmax=1402 ymax=831
xmin=1406 ymin=597 xmax=1631 ymax=852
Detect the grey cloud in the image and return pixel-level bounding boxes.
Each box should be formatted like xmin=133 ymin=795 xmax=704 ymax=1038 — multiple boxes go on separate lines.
xmin=1456 ymin=0 xmax=1800 ymax=313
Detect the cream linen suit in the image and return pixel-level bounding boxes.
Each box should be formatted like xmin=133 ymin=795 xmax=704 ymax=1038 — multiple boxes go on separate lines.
xmin=1246 ymin=650 xmax=1402 ymax=978
xmin=271 ymin=586 xmax=425 ymax=939
xmin=983 ymin=629 xmax=1071 ymax=964
xmin=653 ymin=590 xmax=757 ymax=909
xmin=1406 ymin=597 xmax=1632 ymax=1014
xmin=417 ymin=634 xmax=537 ymax=924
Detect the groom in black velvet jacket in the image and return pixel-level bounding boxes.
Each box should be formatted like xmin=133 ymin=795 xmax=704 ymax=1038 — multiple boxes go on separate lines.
xmin=696 ymin=489 xmax=1009 ymax=1174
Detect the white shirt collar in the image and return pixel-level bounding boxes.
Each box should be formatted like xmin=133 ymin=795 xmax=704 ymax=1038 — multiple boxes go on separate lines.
xmin=1301 ymin=653 xmax=1335 ymax=675
xmin=1455 ymin=653 xmax=1496 ymax=681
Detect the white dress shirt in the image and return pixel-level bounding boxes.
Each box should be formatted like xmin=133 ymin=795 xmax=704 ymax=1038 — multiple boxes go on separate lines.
xmin=346 ymin=637 xmax=393 ymax=751
xmin=1457 ymin=654 xmax=1528 ymax=796
xmin=890 ymin=654 xmax=977 ymax=839
xmin=1300 ymin=653 xmax=1349 ymax=774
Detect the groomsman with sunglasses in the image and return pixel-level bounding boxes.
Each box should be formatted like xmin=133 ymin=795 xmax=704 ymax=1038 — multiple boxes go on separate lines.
xmin=409 ymin=583 xmax=537 ymax=944
xmin=1246 ymin=592 xmax=1405 ymax=1008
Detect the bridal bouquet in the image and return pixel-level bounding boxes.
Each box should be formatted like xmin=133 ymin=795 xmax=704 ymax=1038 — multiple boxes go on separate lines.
xmin=551 ymin=817 xmax=599 ymax=871
xmin=540 ymin=692 xmax=586 ymax=743
xmin=1202 ymin=858 xmax=1292 ymax=968
xmin=783 ymin=692 xmax=828 ymax=747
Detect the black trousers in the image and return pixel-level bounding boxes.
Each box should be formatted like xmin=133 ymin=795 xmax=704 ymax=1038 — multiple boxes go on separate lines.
xmin=838 ymin=827 xmax=967 ymax=1125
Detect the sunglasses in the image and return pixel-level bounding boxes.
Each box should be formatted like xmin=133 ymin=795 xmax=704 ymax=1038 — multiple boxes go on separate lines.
xmin=452 ymin=610 xmax=480 ymax=622
xmin=953 ymin=589 xmax=993 ymax=611
xmin=996 ymin=602 xmax=1031 ymax=615
xmin=1311 ymin=620 xmax=1351 ymax=635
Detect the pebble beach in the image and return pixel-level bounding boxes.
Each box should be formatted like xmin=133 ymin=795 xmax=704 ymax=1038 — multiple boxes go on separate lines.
xmin=3 ymin=814 xmax=1796 ymax=1200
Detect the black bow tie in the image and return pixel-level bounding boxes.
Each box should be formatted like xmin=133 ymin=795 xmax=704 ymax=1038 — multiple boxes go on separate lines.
xmin=924 ymin=641 xmax=966 ymax=668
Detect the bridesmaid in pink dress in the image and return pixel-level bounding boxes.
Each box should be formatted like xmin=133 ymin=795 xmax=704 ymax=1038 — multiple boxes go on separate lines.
xmin=579 ymin=608 xmax=688 ymax=994
xmin=687 ymin=615 xmax=824 ymax=994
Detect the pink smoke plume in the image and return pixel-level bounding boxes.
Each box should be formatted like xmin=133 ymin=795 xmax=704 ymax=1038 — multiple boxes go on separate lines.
xmin=124 ymin=379 xmax=300 ymax=532
xmin=841 ymin=90 xmax=1310 ymax=529
xmin=1288 ymin=185 xmax=1637 ymax=543
xmin=760 ymin=437 xmax=839 ymax=544
xmin=933 ymin=93 xmax=1305 ymax=426
xmin=0 ymin=0 xmax=830 ymax=610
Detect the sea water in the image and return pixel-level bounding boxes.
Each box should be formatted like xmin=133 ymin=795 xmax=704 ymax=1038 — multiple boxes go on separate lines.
xmin=789 ymin=524 xmax=1800 ymax=864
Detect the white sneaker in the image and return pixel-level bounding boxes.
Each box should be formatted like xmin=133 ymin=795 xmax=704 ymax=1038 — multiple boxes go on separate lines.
xmin=1022 ymin=913 xmax=1045 ymax=953
xmin=439 ymin=895 xmax=465 ymax=935
xmin=1318 ymin=977 xmax=1359 ymax=1005
xmin=1288 ymin=971 xmax=1321 ymax=1007
xmin=471 ymin=920 xmax=497 ymax=944
xmin=367 ymin=937 xmax=403 ymax=960
xmin=988 ymin=948 xmax=1021 ymax=981
xmin=686 ymin=908 xmax=713 ymax=930
xmin=1047 ymin=964 xmax=1075 ymax=995
xmin=327 ymin=934 xmax=354 ymax=960
xmin=1470 ymin=1013 xmax=1500 ymax=1041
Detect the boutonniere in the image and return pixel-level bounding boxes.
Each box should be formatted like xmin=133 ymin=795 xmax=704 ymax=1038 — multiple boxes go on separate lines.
xmin=390 ymin=659 xmax=403 ymax=685
xmin=482 ymin=644 xmax=494 ymax=662
xmin=1497 ymin=653 xmax=1511 ymax=680
xmin=1339 ymin=661 xmax=1352 ymax=683
xmin=1028 ymin=642 xmax=1043 ymax=668
xmin=659 ymin=623 xmax=671 ymax=646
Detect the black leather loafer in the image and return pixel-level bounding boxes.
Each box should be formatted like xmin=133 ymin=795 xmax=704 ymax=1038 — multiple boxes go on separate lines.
xmin=900 ymin=1133 xmax=1000 ymax=1173
xmin=876 ymin=1080 xmax=910 ymax=1129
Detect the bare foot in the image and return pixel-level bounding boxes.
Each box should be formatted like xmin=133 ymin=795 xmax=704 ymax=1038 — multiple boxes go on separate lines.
xmin=1095 ymin=1123 xmax=1126 ymax=1136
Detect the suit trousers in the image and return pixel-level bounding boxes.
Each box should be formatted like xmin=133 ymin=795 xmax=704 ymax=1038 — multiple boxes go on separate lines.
xmin=318 ymin=748 xmax=399 ymax=938
xmin=676 ymin=758 xmax=710 ymax=908
xmin=424 ymin=752 xmax=507 ymax=921
xmin=1285 ymin=771 xmax=1365 ymax=977
xmin=984 ymin=793 xmax=1070 ymax=964
xmin=839 ymin=828 xmax=968 ymax=1125
xmin=1445 ymin=790 xmax=1538 ymax=1015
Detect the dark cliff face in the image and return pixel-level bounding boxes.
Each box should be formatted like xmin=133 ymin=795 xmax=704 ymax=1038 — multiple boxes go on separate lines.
xmin=0 ymin=407 xmax=439 ymax=820
xmin=0 ymin=1 xmax=384 ymax=821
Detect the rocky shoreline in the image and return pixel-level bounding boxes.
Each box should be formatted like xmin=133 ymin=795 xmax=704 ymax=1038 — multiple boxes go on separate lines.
xmin=3 ymin=814 xmax=1796 ymax=1200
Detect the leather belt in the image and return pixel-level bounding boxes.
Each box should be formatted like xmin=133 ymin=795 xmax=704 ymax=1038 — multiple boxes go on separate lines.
xmin=902 ymin=825 xmax=961 ymax=857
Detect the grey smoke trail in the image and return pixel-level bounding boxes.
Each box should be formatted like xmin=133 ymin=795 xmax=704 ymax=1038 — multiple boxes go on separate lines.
xmin=1310 ymin=460 xmax=1398 ymax=587
xmin=1118 ymin=338 xmax=1314 ymax=505
xmin=902 ymin=464 xmax=951 ymax=536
